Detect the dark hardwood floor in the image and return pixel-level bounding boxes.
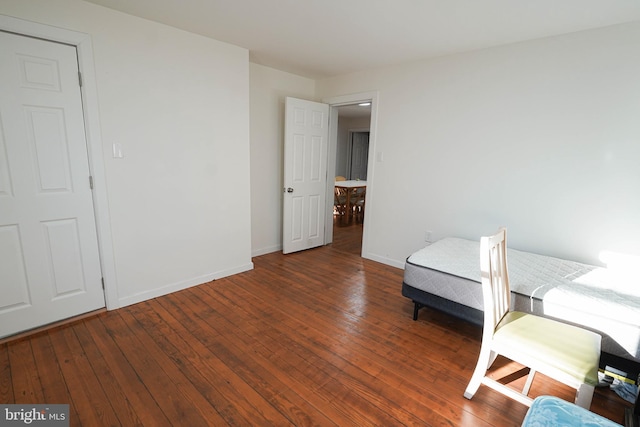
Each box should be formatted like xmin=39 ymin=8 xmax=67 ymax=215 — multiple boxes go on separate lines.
xmin=331 ymin=214 xmax=364 ymax=256
xmin=0 ymin=219 xmax=631 ymax=426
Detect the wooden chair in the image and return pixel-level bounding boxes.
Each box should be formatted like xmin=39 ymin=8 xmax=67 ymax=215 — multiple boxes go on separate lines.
xmin=463 ymin=228 xmax=601 ymax=409
xmin=333 ymin=186 xmax=348 ymax=222
xmin=351 ymin=187 xmax=366 ymax=223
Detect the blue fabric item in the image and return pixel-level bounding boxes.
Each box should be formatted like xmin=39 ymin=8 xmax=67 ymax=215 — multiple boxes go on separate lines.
xmin=522 ymin=396 xmax=622 ymax=427
xmin=610 ymin=380 xmax=639 ymax=404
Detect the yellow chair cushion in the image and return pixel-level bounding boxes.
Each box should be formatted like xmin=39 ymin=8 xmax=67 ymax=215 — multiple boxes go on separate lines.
xmin=494 ymin=311 xmax=600 ymax=385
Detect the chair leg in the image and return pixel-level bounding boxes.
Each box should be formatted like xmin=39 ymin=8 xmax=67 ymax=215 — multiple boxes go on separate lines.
xmin=575 ymin=383 xmax=595 ymax=409
xmin=487 ymin=351 xmax=498 ymax=369
xmin=522 ymin=369 xmax=536 ymax=396
xmin=464 ymin=348 xmax=496 ymax=399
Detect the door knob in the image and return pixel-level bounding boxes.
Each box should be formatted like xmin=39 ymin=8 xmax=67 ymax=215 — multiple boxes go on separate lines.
xmin=286 ymin=187 xmax=294 ymax=193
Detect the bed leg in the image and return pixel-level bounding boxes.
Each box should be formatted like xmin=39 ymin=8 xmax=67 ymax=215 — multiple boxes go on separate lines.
xmin=412 ymin=302 xmax=424 ymax=321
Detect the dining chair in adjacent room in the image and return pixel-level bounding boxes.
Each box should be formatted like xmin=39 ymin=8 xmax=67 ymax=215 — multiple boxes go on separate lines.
xmin=463 ymin=228 xmax=601 ymax=409
xmin=351 ymin=188 xmax=366 ymax=223
xmin=334 ymin=186 xmax=348 ymax=222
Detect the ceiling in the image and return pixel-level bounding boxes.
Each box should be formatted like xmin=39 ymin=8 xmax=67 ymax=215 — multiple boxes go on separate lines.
xmin=84 ymin=0 xmax=640 ymax=79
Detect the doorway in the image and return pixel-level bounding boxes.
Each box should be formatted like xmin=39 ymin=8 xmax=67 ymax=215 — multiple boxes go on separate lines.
xmin=331 ymin=103 xmax=372 ymax=256
xmin=281 ymin=93 xmax=375 ymax=256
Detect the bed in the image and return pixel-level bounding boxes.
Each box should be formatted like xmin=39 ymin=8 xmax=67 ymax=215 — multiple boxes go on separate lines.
xmin=402 ymin=237 xmax=640 ymax=377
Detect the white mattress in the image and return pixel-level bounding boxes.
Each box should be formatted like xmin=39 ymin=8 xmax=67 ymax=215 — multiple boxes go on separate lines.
xmin=405 ymin=237 xmax=640 ymax=360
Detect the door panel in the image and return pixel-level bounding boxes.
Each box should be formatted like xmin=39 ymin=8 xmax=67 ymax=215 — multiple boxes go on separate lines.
xmin=42 ymin=218 xmax=86 ymax=297
xmin=309 ymin=135 xmax=322 ymax=180
xmin=0 ymin=31 xmax=105 ymax=338
xmin=283 ymin=97 xmax=329 ymax=254
xmin=0 ymin=225 xmax=30 ymax=310
xmin=0 ymin=128 xmax=11 ymax=196
xmin=28 ymin=107 xmax=75 ymax=192
xmin=293 ymin=133 xmax=305 ymax=181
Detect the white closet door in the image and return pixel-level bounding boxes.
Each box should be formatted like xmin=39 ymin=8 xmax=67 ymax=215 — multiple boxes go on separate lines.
xmin=0 ymin=31 xmax=105 ymax=338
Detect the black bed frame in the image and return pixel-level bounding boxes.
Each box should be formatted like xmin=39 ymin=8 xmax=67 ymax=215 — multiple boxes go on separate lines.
xmin=402 ymin=281 xmax=483 ymax=325
xmin=402 ymin=281 xmax=640 ymax=387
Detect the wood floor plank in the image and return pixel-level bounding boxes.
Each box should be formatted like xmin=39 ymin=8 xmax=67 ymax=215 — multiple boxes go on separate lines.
xmin=237 ymin=263 xmax=475 ymax=371
xmin=83 ymin=314 xmax=171 ymax=426
xmin=0 ymin=343 xmax=13 ymax=403
xmin=0 ymin=221 xmax=631 ymax=426
xmin=72 ymin=320 xmax=144 ymax=426
xmin=199 ymin=277 xmax=494 ymax=426
xmin=48 ymin=325 xmax=121 ymax=426
xmin=29 ymin=332 xmax=81 ymax=423
xmin=182 ymin=288 xmax=372 ymax=425
xmin=129 ymin=300 xmax=290 ymax=426
xmin=7 ymin=339 xmax=44 ymax=403
xmin=104 ymin=310 xmax=220 ymax=426
xmin=96 ymin=310 xmax=199 ymax=425
xmin=167 ymin=287 xmax=352 ymax=426
xmin=210 ymin=269 xmax=514 ymax=426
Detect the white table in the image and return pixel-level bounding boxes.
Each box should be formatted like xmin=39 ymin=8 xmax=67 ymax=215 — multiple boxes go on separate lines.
xmin=335 ymin=180 xmax=367 ymax=223
xmin=335 ymin=180 xmax=367 ymax=189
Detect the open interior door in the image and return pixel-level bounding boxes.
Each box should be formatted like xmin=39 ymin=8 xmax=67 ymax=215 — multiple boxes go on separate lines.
xmin=282 ymin=97 xmax=329 ymax=254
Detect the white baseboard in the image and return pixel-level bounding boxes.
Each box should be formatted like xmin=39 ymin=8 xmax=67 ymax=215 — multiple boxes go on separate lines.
xmin=362 ymin=252 xmax=405 ymax=269
xmin=116 ymin=262 xmax=254 ymax=309
xmin=251 ymin=244 xmax=282 ymax=257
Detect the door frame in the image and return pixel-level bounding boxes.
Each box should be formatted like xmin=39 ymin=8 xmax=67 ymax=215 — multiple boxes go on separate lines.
xmin=0 ymin=14 xmax=119 ymax=310
xmin=323 ymin=91 xmax=379 ymax=258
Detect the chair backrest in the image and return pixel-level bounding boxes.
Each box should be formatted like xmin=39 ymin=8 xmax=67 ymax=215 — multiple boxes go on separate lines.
xmin=352 ymin=187 xmax=366 ymax=203
xmin=335 ymin=176 xmax=346 ymax=181
xmin=480 ymin=228 xmax=511 ymax=336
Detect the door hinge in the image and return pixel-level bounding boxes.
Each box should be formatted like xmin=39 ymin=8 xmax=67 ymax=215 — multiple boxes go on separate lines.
xmin=101 ymin=277 xmax=105 ymax=289
xmin=89 ymin=175 xmax=94 ymax=189
xmin=78 ymin=71 xmax=83 ymax=87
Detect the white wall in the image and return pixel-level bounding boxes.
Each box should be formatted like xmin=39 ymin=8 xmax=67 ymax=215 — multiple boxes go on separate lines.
xmin=317 ymin=22 xmax=640 ymax=267
xmin=6 ymin=0 xmax=636 ymax=293
xmin=1 ymin=0 xmax=253 ymax=307
xmin=249 ymin=63 xmax=315 ymax=256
